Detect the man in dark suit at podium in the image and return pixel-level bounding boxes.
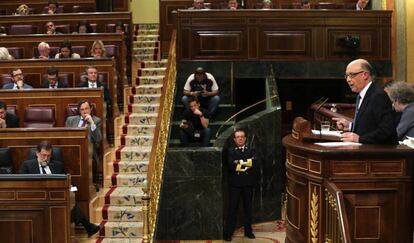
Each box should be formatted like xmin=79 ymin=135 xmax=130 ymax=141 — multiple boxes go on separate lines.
xmin=333 ymin=59 xmax=397 ymax=144
xmin=224 ymin=129 xmax=256 ymax=241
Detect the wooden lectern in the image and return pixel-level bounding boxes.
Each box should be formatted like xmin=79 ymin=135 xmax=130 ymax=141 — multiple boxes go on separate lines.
xmin=283 ymin=117 xmax=414 ymax=243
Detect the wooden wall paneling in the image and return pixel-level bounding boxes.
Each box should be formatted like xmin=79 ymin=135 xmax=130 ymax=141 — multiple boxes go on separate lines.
xmin=112 ymin=0 xmax=129 ymax=12
xmin=0 ymin=175 xmax=72 ymax=243
xmin=283 ymin=134 xmax=414 ymax=243
xmin=174 ymin=10 xmax=392 ymax=61
xmin=0 ymin=129 xmax=92 ymax=218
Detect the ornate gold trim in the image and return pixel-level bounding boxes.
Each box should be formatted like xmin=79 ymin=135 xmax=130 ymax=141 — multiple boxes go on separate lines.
xmin=310 ymin=186 xmax=319 ymax=243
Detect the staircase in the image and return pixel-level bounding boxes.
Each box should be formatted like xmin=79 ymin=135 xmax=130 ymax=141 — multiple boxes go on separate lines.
xmin=92 ymin=24 xmax=166 ymax=243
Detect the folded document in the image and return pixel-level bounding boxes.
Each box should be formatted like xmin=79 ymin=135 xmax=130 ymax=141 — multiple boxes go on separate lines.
xmin=314 ymin=142 xmax=362 ymax=147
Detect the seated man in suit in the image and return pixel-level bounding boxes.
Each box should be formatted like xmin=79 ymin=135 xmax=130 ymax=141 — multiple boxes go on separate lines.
xmin=42 ymin=66 xmax=67 ymax=89
xmin=2 ymin=68 xmax=33 ymax=90
xmin=65 ymin=100 xmax=102 ymax=184
xmin=188 ymin=0 xmax=208 ymax=9
xmin=45 ymin=21 xmax=62 ymax=35
xmin=80 ymin=66 xmax=112 ymax=108
xmin=20 ymin=141 xmax=100 ymax=237
xmin=333 ymin=59 xmax=397 ymax=144
xmin=36 ymin=42 xmax=52 ymax=59
xmin=0 ymin=101 xmax=19 ymax=128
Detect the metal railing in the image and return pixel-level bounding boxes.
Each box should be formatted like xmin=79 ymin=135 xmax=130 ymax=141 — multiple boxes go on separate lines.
xmin=142 ymin=30 xmax=177 ymax=243
xmin=324 ymin=180 xmax=351 ymax=243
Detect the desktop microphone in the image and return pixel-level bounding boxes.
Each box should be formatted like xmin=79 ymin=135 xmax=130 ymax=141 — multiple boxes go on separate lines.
xmin=313 ymin=97 xmax=329 ymax=131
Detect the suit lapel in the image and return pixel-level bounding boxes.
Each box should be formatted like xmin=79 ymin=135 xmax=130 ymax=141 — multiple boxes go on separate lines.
xmin=354 ymin=83 xmax=375 ymax=128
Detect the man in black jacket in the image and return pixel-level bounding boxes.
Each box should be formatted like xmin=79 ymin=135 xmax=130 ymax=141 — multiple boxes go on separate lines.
xmin=333 ymin=59 xmax=397 ymax=144
xmin=0 ymin=101 xmax=19 ymax=128
xmin=20 ymin=141 xmax=101 ymax=237
xmin=224 ymin=129 xmax=256 ymax=241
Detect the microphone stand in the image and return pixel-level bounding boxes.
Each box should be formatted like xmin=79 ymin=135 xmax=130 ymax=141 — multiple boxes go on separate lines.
xmin=313 ymin=98 xmax=329 ymax=139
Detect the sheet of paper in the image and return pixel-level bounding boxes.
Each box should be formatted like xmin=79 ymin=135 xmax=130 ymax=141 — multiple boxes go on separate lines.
xmin=311 ymin=130 xmax=342 ymax=137
xmin=314 ymin=142 xmax=362 ymax=147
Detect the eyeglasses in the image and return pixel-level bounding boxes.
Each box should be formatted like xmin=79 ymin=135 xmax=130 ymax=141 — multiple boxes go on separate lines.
xmin=344 ymin=70 xmax=365 ymax=79
xmin=12 ymin=72 xmax=23 ymax=77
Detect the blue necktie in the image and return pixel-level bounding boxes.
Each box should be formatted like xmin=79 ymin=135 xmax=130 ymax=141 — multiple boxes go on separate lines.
xmin=352 ymin=95 xmax=361 ymax=132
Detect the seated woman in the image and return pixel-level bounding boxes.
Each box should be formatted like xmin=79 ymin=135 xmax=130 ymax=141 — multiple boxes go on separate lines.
xmin=73 ymin=20 xmax=94 ymax=34
xmin=90 ymin=40 xmax=107 ymax=58
xmin=55 ymin=40 xmax=80 ymax=59
xmin=14 ymin=4 xmax=30 ymax=15
xmin=0 ymin=47 xmax=14 ymax=60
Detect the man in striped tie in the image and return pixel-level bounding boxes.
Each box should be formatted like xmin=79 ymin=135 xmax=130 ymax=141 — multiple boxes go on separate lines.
xmin=332 ymin=59 xmax=397 ymax=144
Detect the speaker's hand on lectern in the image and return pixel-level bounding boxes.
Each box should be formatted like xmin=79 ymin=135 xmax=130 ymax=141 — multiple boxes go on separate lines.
xmin=332 ymin=117 xmax=350 ymax=132
xmin=340 ymin=132 xmax=359 ymax=143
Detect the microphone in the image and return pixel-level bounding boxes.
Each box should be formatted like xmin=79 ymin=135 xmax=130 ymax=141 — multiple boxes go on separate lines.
xmin=313 ymin=97 xmax=329 ymax=131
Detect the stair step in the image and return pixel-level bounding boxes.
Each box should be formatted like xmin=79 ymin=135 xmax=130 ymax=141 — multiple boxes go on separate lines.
xmin=139 ymin=60 xmax=168 ymax=68
xmin=135 ymin=76 xmax=164 ymax=86
xmin=109 ymin=160 xmax=149 ymax=174
xmin=134 ymin=35 xmax=159 ymax=42
xmin=128 ymin=103 xmax=159 ymax=114
xmin=133 ymin=47 xmax=159 ymax=56
xmin=133 ymin=41 xmax=159 ymax=48
xmin=122 ymin=124 xmax=156 ymax=136
xmin=135 ymin=29 xmax=159 ymax=35
xmin=130 ymin=94 xmax=161 ymax=104
xmin=122 ymin=135 xmax=154 ymax=146
xmin=100 ymin=221 xmax=143 ymax=238
xmin=133 ymin=54 xmax=159 ymax=62
xmin=169 ymin=121 xmax=234 ymax=141
xmin=173 ymin=104 xmax=235 ymax=121
xmin=106 ymin=173 xmax=147 ymax=187
xmin=98 ymin=237 xmax=143 ymax=242
xmin=117 ymin=146 xmax=152 ymax=161
xmin=102 ymin=187 xmax=145 ymax=206
xmin=135 ymin=24 xmax=159 ymax=30
xmin=125 ymin=113 xmax=158 ymax=125
xmin=137 ymin=67 xmax=166 ymax=77
xmin=97 ymin=205 xmax=143 ymax=222
xmin=134 ymin=84 xmax=163 ymax=95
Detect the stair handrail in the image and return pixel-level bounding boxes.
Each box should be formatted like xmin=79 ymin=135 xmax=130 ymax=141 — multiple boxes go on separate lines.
xmin=215 ymin=64 xmax=280 ymax=138
xmin=142 ymin=30 xmax=177 ymax=243
xmin=323 ymin=180 xmax=352 ymax=243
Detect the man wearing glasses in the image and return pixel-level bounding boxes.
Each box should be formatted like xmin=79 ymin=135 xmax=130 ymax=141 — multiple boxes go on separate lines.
xmin=333 ymin=59 xmax=397 ymax=144
xmin=2 ymin=68 xmax=33 ymax=90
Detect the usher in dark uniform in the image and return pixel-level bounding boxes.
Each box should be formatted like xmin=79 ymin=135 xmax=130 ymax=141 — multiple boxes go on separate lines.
xmin=225 ymin=144 xmax=256 ymax=239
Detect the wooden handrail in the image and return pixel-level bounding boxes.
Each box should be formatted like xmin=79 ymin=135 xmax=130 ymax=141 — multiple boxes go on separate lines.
xmin=143 ymin=30 xmax=177 ymax=243
xmin=324 ymin=180 xmax=352 ymax=243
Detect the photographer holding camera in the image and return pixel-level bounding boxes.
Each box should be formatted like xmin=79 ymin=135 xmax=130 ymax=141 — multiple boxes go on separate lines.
xmin=179 ymin=97 xmax=211 ymax=147
xmin=182 ymin=67 xmax=220 ymax=117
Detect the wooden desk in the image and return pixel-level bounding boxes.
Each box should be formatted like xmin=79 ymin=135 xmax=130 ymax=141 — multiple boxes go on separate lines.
xmin=0 ymin=174 xmax=72 ymax=243
xmin=0 ymin=128 xmax=93 ymax=215
xmin=174 ymin=9 xmax=391 ymax=61
xmin=283 ymin=134 xmax=414 ymax=242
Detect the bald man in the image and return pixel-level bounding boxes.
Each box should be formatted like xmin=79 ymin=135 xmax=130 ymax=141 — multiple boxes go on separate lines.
xmin=333 ymin=59 xmax=397 ymax=144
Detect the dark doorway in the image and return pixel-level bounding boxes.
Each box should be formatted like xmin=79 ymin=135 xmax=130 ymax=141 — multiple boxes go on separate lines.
xmin=277 ymin=78 xmax=353 ymax=136
xmin=234 ymin=78 xmax=266 ymax=121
